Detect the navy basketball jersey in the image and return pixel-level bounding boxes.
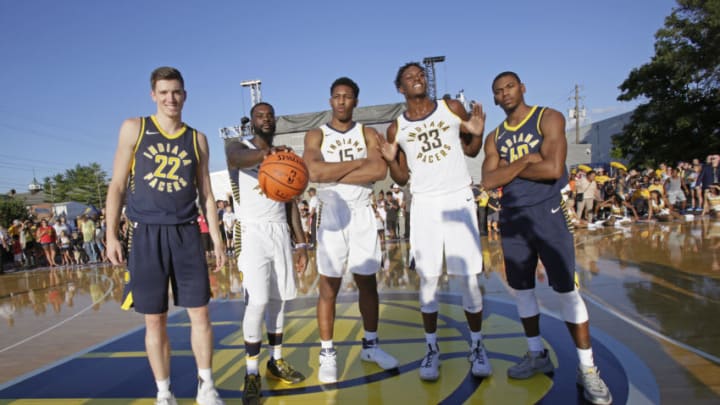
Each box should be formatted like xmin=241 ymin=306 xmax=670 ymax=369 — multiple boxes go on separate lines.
xmin=495 ymin=106 xmax=568 ymax=207
xmin=125 ymin=116 xmax=199 ymax=224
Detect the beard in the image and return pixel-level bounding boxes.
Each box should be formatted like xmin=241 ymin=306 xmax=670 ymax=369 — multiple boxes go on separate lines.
xmin=253 ymin=124 xmax=276 ymax=139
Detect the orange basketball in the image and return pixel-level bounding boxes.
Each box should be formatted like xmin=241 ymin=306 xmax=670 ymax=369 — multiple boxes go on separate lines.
xmin=258 ymin=151 xmax=309 ymax=202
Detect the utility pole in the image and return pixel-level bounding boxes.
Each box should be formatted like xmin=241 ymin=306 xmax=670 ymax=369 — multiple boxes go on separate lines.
xmin=574 ymin=84 xmax=580 ymax=144
xmin=569 ymin=84 xmax=585 ymax=144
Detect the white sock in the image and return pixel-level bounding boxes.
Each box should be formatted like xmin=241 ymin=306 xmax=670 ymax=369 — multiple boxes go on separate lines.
xmin=577 ymin=347 xmax=595 ymax=368
xmin=198 ymin=368 xmax=213 ymax=386
xmin=425 ymin=332 xmax=438 ymax=348
xmin=156 ymin=378 xmax=171 ymax=396
xmin=271 ymin=345 xmax=282 ymax=360
xmin=321 ymin=340 xmax=333 ymax=350
xmin=247 ymin=355 xmax=259 ymax=375
xmin=364 ymin=330 xmax=378 ymax=342
xmin=470 ymin=331 xmax=483 ymax=346
xmin=527 ymin=335 xmax=544 ymax=353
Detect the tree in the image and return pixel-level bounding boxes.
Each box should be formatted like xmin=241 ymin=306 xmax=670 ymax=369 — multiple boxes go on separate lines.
xmin=615 ymin=0 xmax=720 ymax=167
xmin=42 ymin=162 xmax=108 ymax=207
xmin=0 ymin=196 xmax=28 ymax=228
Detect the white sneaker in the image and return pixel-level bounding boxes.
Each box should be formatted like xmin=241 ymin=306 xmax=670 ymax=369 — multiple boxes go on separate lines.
xmin=361 ymin=338 xmax=399 ymax=370
xmin=577 ymin=366 xmax=613 ymax=405
xmin=468 ymin=341 xmax=492 ymax=377
xmin=419 ymin=343 xmax=440 ymax=381
xmin=196 ymin=378 xmax=224 ymax=405
xmin=155 ymin=392 xmax=178 ymax=405
xmin=319 ymin=348 xmax=338 ymax=383
xmin=507 ymin=349 xmax=554 ymax=379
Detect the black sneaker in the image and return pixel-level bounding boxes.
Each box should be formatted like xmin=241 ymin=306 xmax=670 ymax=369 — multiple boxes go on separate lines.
xmin=266 ymin=357 xmax=306 ymax=384
xmin=242 ymin=374 xmax=261 ymax=405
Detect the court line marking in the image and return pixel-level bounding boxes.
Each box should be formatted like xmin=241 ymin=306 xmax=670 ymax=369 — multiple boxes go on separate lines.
xmin=573 ymin=227 xmax=720 ymax=365
xmin=0 ymin=272 xmax=115 ymax=355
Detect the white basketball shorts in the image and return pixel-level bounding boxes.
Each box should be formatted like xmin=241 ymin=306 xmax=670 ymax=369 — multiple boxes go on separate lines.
xmin=316 ymin=197 xmax=381 ymax=278
xmin=410 ymin=186 xmax=483 ymax=278
xmin=236 ymin=221 xmax=297 ymax=302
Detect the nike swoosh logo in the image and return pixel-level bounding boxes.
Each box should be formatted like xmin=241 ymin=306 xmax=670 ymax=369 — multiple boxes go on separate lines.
xmin=551 ymin=207 xmax=561 ymax=214
xmin=145 ymin=131 xmax=160 ymax=135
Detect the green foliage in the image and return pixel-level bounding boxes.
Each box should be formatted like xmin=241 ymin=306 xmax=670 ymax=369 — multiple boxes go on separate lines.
xmin=0 ymin=196 xmax=28 ymax=228
xmin=42 ymin=162 xmax=108 ymax=207
xmin=616 ymin=0 xmax=720 ymax=167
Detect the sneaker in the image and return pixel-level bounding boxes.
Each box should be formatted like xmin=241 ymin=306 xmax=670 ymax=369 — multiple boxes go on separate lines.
xmin=267 ymin=357 xmax=306 ymax=384
xmin=507 ymin=349 xmax=554 ymax=379
xmin=361 ymin=338 xmax=399 ymax=370
xmin=577 ymin=366 xmax=612 ymax=405
xmin=155 ymin=392 xmax=178 ymax=405
xmin=318 ymin=348 xmax=338 ymax=383
xmin=419 ymin=343 xmax=440 ymax=381
xmin=468 ymin=341 xmax=492 ymax=377
xmin=242 ymin=374 xmax=261 ymax=405
xmin=196 ymin=378 xmax=224 ymax=405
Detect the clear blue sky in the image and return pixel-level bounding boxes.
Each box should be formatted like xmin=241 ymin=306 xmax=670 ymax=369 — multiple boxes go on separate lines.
xmin=0 ymin=0 xmax=677 ymax=193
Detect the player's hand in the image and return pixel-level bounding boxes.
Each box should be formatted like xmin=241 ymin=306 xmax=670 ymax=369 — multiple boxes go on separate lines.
xmin=268 ymin=145 xmax=293 ymax=154
xmin=461 ymin=101 xmax=486 ymax=137
xmin=522 ymin=153 xmax=543 ymax=165
xmin=294 ymin=247 xmax=308 ymax=274
xmin=375 ymin=132 xmax=398 ymax=163
xmin=106 ymin=238 xmax=125 ymax=265
xmin=213 ymin=244 xmax=227 ymax=273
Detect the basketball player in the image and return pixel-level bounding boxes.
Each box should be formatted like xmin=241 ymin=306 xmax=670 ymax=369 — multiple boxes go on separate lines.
xmin=481 ymin=71 xmax=612 ymax=405
xmin=303 ymin=77 xmax=398 ymax=384
xmin=105 ymin=67 xmax=226 ymax=405
xmin=376 ymin=62 xmax=492 ymax=381
xmin=225 ymin=102 xmax=307 ymax=404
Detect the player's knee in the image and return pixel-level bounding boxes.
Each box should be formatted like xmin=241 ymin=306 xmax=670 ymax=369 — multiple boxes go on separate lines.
xmin=557 ymin=289 xmax=589 ymax=324
xmin=243 ymin=303 xmax=266 ymax=342
xmin=515 ymin=288 xmax=540 ymax=319
xmin=462 ymin=276 xmax=484 ymax=313
xmin=419 ymin=276 xmax=440 ymax=313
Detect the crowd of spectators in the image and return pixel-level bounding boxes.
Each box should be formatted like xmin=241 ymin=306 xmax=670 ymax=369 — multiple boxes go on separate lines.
xmin=564 ymin=154 xmax=720 ymax=228
xmin=0 ymin=213 xmax=112 ymax=274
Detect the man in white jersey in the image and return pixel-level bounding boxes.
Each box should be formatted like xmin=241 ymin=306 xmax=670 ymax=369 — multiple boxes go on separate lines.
xmin=225 ymin=102 xmax=308 ymax=404
xmin=303 ymin=77 xmax=398 ymax=384
xmin=377 ymin=62 xmax=491 ymax=382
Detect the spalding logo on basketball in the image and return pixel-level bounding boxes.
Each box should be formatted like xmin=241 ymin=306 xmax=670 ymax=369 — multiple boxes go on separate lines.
xmin=258 ymin=151 xmax=310 ymax=203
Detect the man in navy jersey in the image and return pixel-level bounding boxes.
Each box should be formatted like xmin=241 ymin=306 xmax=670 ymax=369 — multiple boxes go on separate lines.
xmin=481 ymin=71 xmax=611 ymax=405
xmin=106 ymin=67 xmax=226 ymax=405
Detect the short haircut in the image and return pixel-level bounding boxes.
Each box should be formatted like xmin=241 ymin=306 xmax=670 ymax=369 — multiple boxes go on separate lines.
xmin=250 ymin=102 xmax=274 ymax=118
xmin=395 ymin=62 xmax=424 ymax=89
xmin=492 ymin=71 xmax=522 ymax=88
xmin=150 ymin=66 xmax=184 ymax=90
xmin=331 ymin=77 xmax=359 ymax=98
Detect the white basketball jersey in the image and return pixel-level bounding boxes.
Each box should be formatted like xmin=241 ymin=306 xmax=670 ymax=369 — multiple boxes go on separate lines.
xmin=395 ymin=100 xmax=472 ymax=195
xmin=229 ymin=136 xmax=286 ymax=223
xmin=317 ymin=122 xmax=373 ymax=202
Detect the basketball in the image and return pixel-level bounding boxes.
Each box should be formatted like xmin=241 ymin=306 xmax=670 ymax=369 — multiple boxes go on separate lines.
xmin=258 ymin=151 xmax=309 ymax=202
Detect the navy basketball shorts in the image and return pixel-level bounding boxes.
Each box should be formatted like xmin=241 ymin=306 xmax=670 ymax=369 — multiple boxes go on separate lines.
xmin=499 ymin=196 xmax=576 ymax=293
xmin=122 ymin=222 xmax=211 ymax=314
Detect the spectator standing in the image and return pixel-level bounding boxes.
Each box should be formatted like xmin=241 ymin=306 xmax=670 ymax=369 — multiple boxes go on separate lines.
xmin=36 ymin=219 xmax=57 ymax=267
xmin=80 ymin=215 xmax=97 ymax=263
